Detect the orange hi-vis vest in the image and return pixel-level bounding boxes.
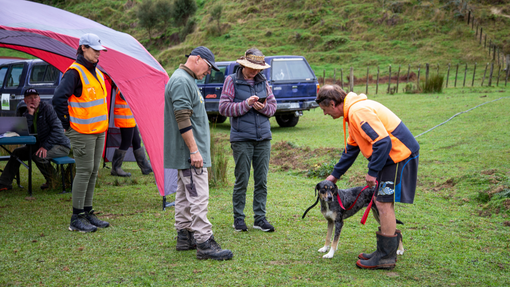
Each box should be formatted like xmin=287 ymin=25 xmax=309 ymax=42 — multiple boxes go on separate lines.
xmin=66 ymin=62 xmax=108 ymax=134
xmin=113 ymin=88 xmax=136 ymax=128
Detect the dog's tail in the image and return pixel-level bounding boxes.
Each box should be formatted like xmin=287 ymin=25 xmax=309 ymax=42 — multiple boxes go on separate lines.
xmin=396 ymin=219 xmax=404 ymax=225
xmin=302 ymin=195 xmax=320 ymax=219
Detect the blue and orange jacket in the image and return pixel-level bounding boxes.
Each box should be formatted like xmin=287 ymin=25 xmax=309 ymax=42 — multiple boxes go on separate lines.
xmin=331 ymin=92 xmax=420 ymax=179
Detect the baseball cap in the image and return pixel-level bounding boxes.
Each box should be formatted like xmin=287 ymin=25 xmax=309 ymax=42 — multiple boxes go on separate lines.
xmin=186 ymin=46 xmax=219 ymax=71
xmin=79 ymin=33 xmax=107 ymax=51
xmin=24 ymin=88 xmax=39 ymax=97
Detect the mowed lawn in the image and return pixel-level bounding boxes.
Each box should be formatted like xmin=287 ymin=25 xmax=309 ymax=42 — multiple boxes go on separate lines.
xmin=1 ymin=86 xmax=509 ymax=286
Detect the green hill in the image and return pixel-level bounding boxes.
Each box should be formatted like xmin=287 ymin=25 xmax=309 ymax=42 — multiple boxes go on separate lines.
xmin=3 ymin=0 xmax=510 ymax=78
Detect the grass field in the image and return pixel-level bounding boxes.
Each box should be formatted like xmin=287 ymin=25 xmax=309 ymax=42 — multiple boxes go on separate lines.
xmin=1 ymin=86 xmax=509 ymax=286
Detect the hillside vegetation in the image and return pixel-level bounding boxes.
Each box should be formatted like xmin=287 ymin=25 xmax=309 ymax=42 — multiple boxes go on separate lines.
xmin=4 ymin=0 xmax=510 ymax=77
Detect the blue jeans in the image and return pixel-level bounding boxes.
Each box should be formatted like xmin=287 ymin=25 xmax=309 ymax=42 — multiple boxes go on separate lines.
xmin=231 ymin=140 xmax=271 ymax=223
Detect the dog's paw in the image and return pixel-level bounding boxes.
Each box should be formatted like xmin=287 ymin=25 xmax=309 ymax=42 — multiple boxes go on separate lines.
xmin=322 ymin=251 xmax=335 ymax=259
xmin=318 ymin=246 xmax=329 ymax=253
xmin=397 ymin=249 xmax=405 ymax=255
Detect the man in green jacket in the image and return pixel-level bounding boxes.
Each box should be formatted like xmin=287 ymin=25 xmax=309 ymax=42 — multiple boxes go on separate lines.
xmin=164 ymin=46 xmax=233 ymax=261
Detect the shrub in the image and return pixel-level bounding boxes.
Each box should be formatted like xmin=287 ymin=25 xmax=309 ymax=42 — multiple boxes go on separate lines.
xmin=179 ymin=17 xmax=196 ymax=41
xmin=137 ymin=0 xmax=160 ymax=39
xmin=208 ymin=132 xmax=229 ymax=187
xmin=307 ymin=159 xmax=337 ymax=178
xmin=172 ymin=0 xmax=197 ymax=27
xmin=421 ymin=74 xmax=444 ymax=93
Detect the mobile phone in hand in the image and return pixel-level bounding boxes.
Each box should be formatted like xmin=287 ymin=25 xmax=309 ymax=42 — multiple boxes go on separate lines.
xmin=257 ymin=97 xmax=267 ymax=103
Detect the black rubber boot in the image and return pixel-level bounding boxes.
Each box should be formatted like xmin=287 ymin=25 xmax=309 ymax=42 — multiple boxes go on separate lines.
xmin=69 ymin=213 xmax=97 ymax=233
xmin=133 ymin=147 xmax=152 ymax=175
xmin=176 ymin=229 xmax=197 ymax=251
xmin=85 ymin=209 xmax=110 ymax=228
xmin=111 ymin=149 xmax=131 ymax=177
xmin=359 ymin=229 xmax=401 ymax=260
xmin=356 ymin=232 xmax=398 ymax=270
xmin=196 ymin=235 xmax=233 ymax=261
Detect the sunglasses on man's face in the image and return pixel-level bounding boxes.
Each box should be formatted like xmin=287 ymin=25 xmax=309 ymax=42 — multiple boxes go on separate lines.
xmin=203 ymin=59 xmax=212 ymax=70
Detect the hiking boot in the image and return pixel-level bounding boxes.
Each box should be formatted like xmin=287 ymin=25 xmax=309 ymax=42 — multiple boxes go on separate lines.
xmin=359 ymin=229 xmax=401 ymax=261
xmin=85 ymin=209 xmax=110 ymax=228
xmin=176 ymin=229 xmax=197 ymax=251
xmin=69 ymin=213 xmax=97 ymax=233
xmin=0 ymin=183 xmax=12 ymax=191
xmin=133 ymin=147 xmax=153 ymax=175
xmin=356 ymin=232 xmax=398 ymax=270
xmin=254 ymin=218 xmax=275 ymax=232
xmin=196 ymin=235 xmax=233 ymax=260
xmin=111 ymin=149 xmax=131 ymax=177
xmin=233 ymin=218 xmax=248 ymax=232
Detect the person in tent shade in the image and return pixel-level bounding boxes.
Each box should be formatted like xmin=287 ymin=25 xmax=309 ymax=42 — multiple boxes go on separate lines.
xmin=317 ymin=84 xmax=419 ymax=270
xmin=164 ymin=46 xmax=233 ymax=261
xmin=110 ymin=86 xmax=152 ymax=177
xmin=0 ymin=88 xmax=70 ymax=191
xmin=53 ymin=33 xmax=110 ymax=233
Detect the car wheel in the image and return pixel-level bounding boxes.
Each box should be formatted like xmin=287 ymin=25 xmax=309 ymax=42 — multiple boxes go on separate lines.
xmin=275 ymin=114 xmax=299 ymax=128
xmin=208 ymin=115 xmax=227 ymax=124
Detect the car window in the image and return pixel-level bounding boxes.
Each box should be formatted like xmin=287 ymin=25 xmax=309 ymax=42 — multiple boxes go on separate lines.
xmin=30 ymin=63 xmax=59 ymax=84
xmin=6 ymin=64 xmax=24 ymax=88
xmin=208 ymin=66 xmax=227 ymax=84
xmin=271 ymin=58 xmax=315 ymax=81
xmin=0 ymin=66 xmax=8 ymax=87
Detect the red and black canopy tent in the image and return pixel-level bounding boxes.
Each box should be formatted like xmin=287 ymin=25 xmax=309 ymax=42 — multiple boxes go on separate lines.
xmin=0 ymin=0 xmax=177 ymax=202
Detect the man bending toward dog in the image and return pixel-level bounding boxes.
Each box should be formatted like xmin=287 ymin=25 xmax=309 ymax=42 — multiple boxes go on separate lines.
xmin=316 ymin=85 xmax=419 ymax=270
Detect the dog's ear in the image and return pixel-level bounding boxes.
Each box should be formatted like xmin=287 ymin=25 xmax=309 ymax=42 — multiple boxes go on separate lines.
xmin=332 ymin=182 xmax=339 ymax=194
xmin=315 ymin=183 xmax=320 ymax=197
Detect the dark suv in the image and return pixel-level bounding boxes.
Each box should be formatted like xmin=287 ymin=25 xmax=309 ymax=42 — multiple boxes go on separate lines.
xmin=197 ymin=55 xmax=319 ymax=127
xmin=0 ymin=59 xmax=62 ymax=116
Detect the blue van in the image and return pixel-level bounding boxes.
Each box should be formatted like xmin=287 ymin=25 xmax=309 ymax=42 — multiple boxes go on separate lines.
xmin=197 ymin=55 xmax=319 ymax=127
xmin=0 ymin=59 xmax=62 ymax=116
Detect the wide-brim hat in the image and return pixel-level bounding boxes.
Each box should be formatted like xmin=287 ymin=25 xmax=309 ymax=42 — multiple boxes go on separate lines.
xmin=236 ymin=52 xmax=271 ymax=70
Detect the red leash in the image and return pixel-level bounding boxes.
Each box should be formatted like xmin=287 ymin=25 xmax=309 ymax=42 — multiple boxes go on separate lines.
xmin=336 ymin=181 xmax=378 ymax=225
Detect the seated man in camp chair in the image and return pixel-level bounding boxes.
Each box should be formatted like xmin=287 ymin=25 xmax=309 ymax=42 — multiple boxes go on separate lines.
xmin=0 ymin=88 xmax=71 ymax=191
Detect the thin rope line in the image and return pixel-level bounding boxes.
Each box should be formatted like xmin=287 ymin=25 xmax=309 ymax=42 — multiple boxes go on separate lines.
xmin=414 ymin=96 xmax=509 ymax=138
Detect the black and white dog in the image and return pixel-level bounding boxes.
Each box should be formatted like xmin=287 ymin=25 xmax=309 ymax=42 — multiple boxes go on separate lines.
xmin=303 ymin=180 xmax=404 ymax=259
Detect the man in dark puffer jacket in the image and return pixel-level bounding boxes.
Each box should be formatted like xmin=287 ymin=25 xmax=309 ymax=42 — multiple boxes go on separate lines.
xmin=0 ymin=88 xmax=71 ymax=191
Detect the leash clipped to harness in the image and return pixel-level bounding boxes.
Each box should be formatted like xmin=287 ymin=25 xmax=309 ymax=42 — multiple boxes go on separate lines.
xmin=336 ymin=181 xmax=378 ymax=225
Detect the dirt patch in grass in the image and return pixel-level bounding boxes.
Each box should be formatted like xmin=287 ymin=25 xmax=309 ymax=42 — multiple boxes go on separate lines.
xmin=432 ymin=178 xmax=456 ymax=192
xmin=270 ymin=141 xmax=342 ymax=172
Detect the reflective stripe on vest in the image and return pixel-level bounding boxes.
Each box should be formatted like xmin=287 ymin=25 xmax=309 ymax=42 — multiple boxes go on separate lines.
xmin=113 ymin=89 xmax=136 ymax=128
xmin=66 ymin=62 xmax=108 ymax=134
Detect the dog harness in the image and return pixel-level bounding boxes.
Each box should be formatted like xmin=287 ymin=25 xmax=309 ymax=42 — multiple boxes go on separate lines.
xmin=336 ymin=181 xmax=377 ymax=225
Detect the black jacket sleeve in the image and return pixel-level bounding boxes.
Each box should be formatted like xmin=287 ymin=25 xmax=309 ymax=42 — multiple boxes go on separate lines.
xmin=331 ymin=143 xmax=360 ymax=179
xmin=52 ymin=69 xmax=81 ymax=130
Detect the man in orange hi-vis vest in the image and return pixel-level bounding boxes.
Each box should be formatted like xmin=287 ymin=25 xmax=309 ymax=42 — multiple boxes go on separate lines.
xmin=111 ymin=87 xmax=152 ymax=177
xmin=53 ymin=33 xmax=110 ymax=233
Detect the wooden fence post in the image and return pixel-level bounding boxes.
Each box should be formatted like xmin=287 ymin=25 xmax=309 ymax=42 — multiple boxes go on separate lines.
xmin=396 ymin=65 xmax=401 ymax=93
xmin=366 ymin=66 xmax=369 ymax=95
xmin=387 ymin=65 xmax=392 ymax=94
xmin=467 ymin=10 xmax=471 ymax=24
xmin=376 ymin=66 xmax=380 ymax=94
xmin=481 ymin=62 xmax=489 ymax=86
xmin=493 ymin=45 xmax=496 ymax=61
xmin=406 ymin=64 xmax=410 ymax=84
xmin=417 ymin=64 xmax=421 ymax=88
xmin=489 ymin=40 xmax=492 ymax=57
xmin=472 ymin=62 xmax=477 ymax=87
xmin=349 ymin=67 xmax=354 ymax=92
xmin=340 ymin=68 xmax=343 ymax=89
xmin=506 ymin=63 xmax=509 ymax=86
xmin=446 ymin=63 xmax=450 ymax=87
xmin=484 ymin=34 xmax=487 ymax=48
xmin=463 ymin=63 xmax=467 ymax=87
xmin=454 ymin=63 xmax=459 ymax=87
xmin=488 ymin=62 xmax=494 ymax=86
xmin=496 ymin=64 xmax=501 ymax=86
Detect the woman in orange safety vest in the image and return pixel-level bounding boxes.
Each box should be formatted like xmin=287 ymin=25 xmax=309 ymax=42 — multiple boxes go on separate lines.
xmin=111 ymin=87 xmax=152 ymax=177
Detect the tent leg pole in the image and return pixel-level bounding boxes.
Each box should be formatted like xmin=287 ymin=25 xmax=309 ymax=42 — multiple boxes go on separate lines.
xmin=163 ymin=196 xmax=175 ymax=211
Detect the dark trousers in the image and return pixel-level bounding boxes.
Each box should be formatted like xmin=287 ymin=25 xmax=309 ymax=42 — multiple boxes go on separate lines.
xmin=119 ymin=126 xmax=141 ymax=151
xmin=0 ymin=144 xmax=70 ymax=187
xmin=231 ymin=140 xmax=271 ymax=223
